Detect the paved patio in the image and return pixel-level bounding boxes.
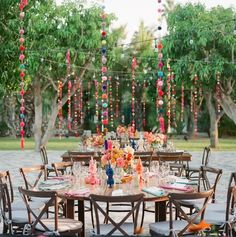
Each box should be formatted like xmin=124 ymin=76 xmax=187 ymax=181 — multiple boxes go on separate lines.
xmin=0 ymin=150 xmax=235 ymax=236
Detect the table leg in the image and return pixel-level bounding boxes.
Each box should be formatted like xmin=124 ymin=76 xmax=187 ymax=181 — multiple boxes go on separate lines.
xmin=77 ymin=200 xmax=85 ymax=237
xmin=66 ymin=199 xmax=74 ymax=219
xmin=155 ymin=200 xmax=167 ymax=222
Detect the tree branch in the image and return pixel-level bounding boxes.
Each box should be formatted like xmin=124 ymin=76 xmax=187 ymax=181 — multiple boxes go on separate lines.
xmin=216 ymin=110 xmax=224 ymax=123
xmin=38 ymin=72 xmax=58 ymax=91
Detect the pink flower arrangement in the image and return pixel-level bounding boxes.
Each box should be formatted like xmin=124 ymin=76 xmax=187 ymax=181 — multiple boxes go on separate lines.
xmin=116 ymin=125 xmax=127 ymax=136
xmin=92 ymin=134 xmax=104 ymax=147
xmin=144 ymin=132 xmax=166 ymax=145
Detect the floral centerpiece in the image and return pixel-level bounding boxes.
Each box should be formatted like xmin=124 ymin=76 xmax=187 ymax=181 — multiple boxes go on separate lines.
xmin=101 ymin=145 xmax=134 ymax=173
xmin=116 ymin=125 xmax=127 ymax=137
xmin=92 ymin=134 xmax=104 ymax=149
xmin=143 ymin=132 xmax=167 ymax=150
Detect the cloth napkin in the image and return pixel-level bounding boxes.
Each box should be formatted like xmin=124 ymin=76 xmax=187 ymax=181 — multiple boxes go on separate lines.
xmin=174 ymin=177 xmax=198 ymax=185
xmin=142 ymin=187 xmax=164 ymax=197
xmin=160 ymin=183 xmax=193 ymax=192
xmin=65 ymin=188 xmax=90 ymax=197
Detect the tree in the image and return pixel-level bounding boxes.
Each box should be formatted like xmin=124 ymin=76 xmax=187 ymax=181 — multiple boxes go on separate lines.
xmin=164 ymin=3 xmax=236 ymax=147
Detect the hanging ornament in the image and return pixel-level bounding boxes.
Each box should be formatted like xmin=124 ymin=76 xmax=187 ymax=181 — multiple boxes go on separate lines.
xmin=109 ymin=76 xmax=114 ymax=128
xmin=171 ymin=72 xmax=177 ymax=128
xmin=166 ymin=59 xmax=171 ymax=134
xmin=216 ymin=72 xmax=221 ymax=116
xmin=193 ymin=74 xmax=198 ymax=137
xmin=181 ymin=81 xmax=185 ymax=122
xmin=156 ymin=0 xmax=165 ymax=134
xmin=57 ymin=81 xmax=63 ymax=139
xmin=142 ymin=79 xmax=147 ymax=129
xmin=66 ymin=49 xmax=72 ymax=131
xmin=115 ymin=77 xmax=119 ymax=120
xmin=18 ymin=0 xmax=28 ymax=149
xmin=80 ymin=81 xmax=84 ymax=125
xmin=73 ymin=75 xmax=78 ymax=136
xmin=101 ymin=5 xmax=109 ymax=132
xmin=94 ymin=77 xmax=99 ymax=134
xmin=131 ymin=57 xmax=137 ymax=133
xmin=87 ymin=81 xmax=91 ymax=114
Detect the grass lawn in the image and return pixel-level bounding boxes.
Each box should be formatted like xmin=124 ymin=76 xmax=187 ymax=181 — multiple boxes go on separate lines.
xmin=0 ymin=136 xmax=236 ymax=151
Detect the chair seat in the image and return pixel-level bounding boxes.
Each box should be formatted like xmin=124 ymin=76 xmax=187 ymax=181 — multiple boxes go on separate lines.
xmin=36 ymin=218 xmax=82 ymax=233
xmin=150 ymin=220 xmax=190 ymax=236
xmin=91 ymin=223 xmax=136 ymax=236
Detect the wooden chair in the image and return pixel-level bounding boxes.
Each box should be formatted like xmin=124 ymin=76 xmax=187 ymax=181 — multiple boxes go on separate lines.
xmin=156 ymin=151 xmax=185 ymax=177
xmin=19 ymin=165 xmax=47 ymax=191
xmin=18 ymin=187 xmax=83 ymax=236
xmin=51 ymin=161 xmax=73 ymax=176
xmin=40 ymin=146 xmax=55 ymax=177
xmin=186 ymin=146 xmax=211 ymax=180
xmin=0 ymin=170 xmax=44 ymax=212
xmin=177 ymin=166 xmax=223 ymax=216
xmin=0 ymin=183 xmax=29 ymax=234
xmin=194 ymin=172 xmax=236 ymax=236
xmin=149 ymin=189 xmax=214 ymax=237
xmin=90 ymin=193 xmax=144 ymax=237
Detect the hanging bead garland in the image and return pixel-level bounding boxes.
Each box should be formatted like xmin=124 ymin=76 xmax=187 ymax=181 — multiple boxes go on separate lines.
xmin=73 ymin=75 xmax=78 ymax=136
xmin=101 ymin=6 xmax=109 ymax=131
xmin=19 ymin=0 xmax=28 ymax=149
xmin=57 ymin=81 xmax=63 ymax=139
xmin=171 ymin=72 xmax=177 ymax=128
xmin=193 ymin=74 xmax=198 ymax=137
xmin=109 ymin=76 xmax=114 ymax=128
xmin=216 ymin=72 xmax=221 ymax=116
xmin=94 ymin=78 xmax=99 ymax=134
xmin=166 ymin=59 xmax=171 ymax=134
xmin=131 ymin=57 xmax=137 ymax=132
xmin=115 ymin=77 xmax=119 ymax=120
xmin=156 ymin=0 xmax=165 ymax=134
xmin=66 ymin=49 xmax=72 ymax=131
xmin=79 ymin=81 xmax=84 ymax=125
xmin=142 ymin=79 xmax=147 ymax=129
xmin=181 ymin=81 xmax=185 ymax=122
xmin=87 ymin=81 xmax=91 ymax=114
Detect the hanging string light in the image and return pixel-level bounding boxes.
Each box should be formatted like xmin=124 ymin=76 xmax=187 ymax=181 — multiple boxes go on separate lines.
xmin=193 ymin=74 xmax=198 ymax=137
xmin=156 ymin=0 xmax=165 ymax=134
xmin=109 ymin=76 xmax=114 ymax=128
xmin=18 ymin=0 xmax=28 ymax=149
xmin=79 ymin=81 xmax=84 ymax=125
xmin=57 ymin=81 xmax=63 ymax=139
xmin=166 ymin=59 xmax=171 ymax=134
xmin=66 ymin=49 xmax=72 ymax=131
xmin=216 ymin=72 xmax=221 ymax=116
xmin=131 ymin=57 xmax=137 ymax=133
xmin=101 ymin=5 xmax=109 ymax=132
xmin=181 ymin=81 xmax=185 ymax=122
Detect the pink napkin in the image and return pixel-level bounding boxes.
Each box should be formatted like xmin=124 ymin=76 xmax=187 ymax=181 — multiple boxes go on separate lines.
xmin=160 ymin=184 xmax=193 ymax=192
xmin=65 ymin=188 xmax=90 ymax=197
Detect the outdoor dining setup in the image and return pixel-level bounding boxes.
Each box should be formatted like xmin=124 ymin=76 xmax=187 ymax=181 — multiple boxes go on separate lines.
xmin=0 ymin=130 xmax=236 ymax=237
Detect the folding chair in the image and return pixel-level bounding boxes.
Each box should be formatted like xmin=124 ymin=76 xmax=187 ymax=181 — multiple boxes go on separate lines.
xmin=40 ymin=146 xmax=55 ymax=177
xmin=18 ymin=187 xmax=83 ymax=236
xmin=149 ymin=189 xmax=214 ymax=236
xmin=90 ymin=193 xmax=144 ymax=237
xmin=51 ymin=161 xmax=73 ymax=176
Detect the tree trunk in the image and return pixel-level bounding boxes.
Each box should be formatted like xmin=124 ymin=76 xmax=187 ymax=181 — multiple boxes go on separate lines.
xmin=41 ymin=97 xmax=58 ymax=146
xmin=33 ymin=78 xmax=43 ymax=151
xmin=220 ymin=93 xmax=236 ymax=124
xmin=205 ymin=91 xmax=219 ymax=148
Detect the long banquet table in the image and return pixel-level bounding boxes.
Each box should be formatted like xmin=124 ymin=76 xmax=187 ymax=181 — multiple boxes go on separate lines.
xmin=61 ymin=150 xmax=192 ymax=162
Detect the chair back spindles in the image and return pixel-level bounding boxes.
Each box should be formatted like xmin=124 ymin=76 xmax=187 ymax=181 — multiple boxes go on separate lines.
xmin=201 ymin=146 xmax=211 ymax=166
xmin=40 ymin=146 xmax=49 ymax=165
xmin=0 ymin=170 xmax=14 ymax=203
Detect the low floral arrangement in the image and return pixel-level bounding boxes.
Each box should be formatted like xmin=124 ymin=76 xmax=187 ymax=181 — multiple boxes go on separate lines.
xmin=92 ymin=134 xmax=104 ymax=147
xmin=143 ymin=132 xmax=166 ymax=146
xmin=116 ymin=125 xmax=127 ymax=137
